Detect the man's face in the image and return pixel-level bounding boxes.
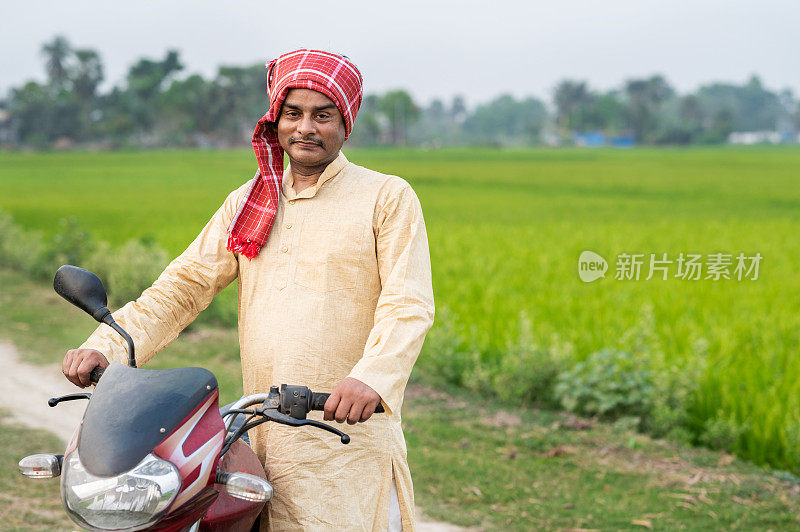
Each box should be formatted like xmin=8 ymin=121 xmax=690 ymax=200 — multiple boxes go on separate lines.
xmin=277 ymin=88 xmax=346 ymax=169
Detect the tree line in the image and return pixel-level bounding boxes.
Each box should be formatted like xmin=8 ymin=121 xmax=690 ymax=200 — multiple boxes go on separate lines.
xmin=2 ymin=36 xmax=799 ymax=149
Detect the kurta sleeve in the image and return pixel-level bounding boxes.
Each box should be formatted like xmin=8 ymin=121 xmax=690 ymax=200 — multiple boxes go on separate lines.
xmin=347 ymin=178 xmax=435 ymax=414
xmin=78 ymin=184 xmax=247 ymax=366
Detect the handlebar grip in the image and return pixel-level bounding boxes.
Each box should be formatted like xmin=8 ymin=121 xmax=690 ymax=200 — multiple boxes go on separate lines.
xmin=309 ymin=392 xmax=385 ymax=414
xmin=89 ymin=366 xmax=105 ymax=384
xmin=310 ymin=392 xmax=329 ymax=412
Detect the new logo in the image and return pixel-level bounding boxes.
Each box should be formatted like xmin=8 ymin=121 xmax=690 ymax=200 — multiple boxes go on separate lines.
xmin=578 ymin=250 xmax=608 ymax=283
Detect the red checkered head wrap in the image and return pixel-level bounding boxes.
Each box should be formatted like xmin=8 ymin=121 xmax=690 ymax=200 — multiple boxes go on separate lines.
xmin=226 ymin=49 xmax=363 ymax=259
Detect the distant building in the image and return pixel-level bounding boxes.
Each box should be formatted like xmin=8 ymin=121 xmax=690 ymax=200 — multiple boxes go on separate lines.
xmin=574 ymin=131 xmax=605 ymax=147
xmin=0 ymin=109 xmax=16 ymax=145
xmin=610 ymin=135 xmax=635 ymax=148
xmin=728 ymin=131 xmax=785 ymax=145
xmin=573 ymin=131 xmax=635 ymax=148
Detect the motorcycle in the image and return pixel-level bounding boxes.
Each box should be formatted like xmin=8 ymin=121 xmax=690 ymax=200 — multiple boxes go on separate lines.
xmin=18 ymin=265 xmax=381 ymax=531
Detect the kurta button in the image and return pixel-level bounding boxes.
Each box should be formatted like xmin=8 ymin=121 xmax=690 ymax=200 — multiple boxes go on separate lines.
xmin=286 ymin=223 xmax=292 ymax=229
xmin=281 ymin=246 xmax=288 ymax=253
xmin=288 ymin=200 xmax=295 ymax=205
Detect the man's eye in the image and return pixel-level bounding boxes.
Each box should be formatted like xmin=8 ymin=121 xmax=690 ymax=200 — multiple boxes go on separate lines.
xmin=317 ymin=114 xmax=330 ymax=120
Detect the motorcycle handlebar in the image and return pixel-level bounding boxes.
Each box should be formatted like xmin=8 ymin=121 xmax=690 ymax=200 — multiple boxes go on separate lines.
xmin=89 ymin=366 xmax=105 ymax=384
xmin=309 ymin=392 xmax=385 ymax=414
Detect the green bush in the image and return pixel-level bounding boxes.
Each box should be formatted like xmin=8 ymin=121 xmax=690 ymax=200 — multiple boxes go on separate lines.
xmin=491 ymin=312 xmax=571 ymax=406
xmin=417 ymin=306 xmax=476 ymax=387
xmin=0 ymin=211 xmax=46 ymax=275
xmin=554 ymin=348 xmax=655 ymax=422
xmin=0 ymin=210 xmax=171 ymax=307
xmin=553 ymin=307 xmax=706 ymax=438
xmin=418 ymin=309 xmax=571 ymax=408
xmin=1 ymin=209 xmax=237 ymax=329
xmin=644 ymin=336 xmax=707 ymax=439
xmin=36 ymin=217 xmax=95 ymax=279
xmin=195 ymin=285 xmax=239 ymax=328
xmin=700 ymin=412 xmax=750 ymax=451
xmin=87 ymin=240 xmax=169 ymax=305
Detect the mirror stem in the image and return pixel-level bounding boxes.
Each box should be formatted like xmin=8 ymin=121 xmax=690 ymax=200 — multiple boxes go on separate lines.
xmin=101 ymin=313 xmax=136 ymax=368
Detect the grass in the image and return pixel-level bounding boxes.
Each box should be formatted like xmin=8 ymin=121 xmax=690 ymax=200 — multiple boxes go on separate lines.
xmin=1 ymin=146 xmax=800 ymax=473
xmin=3 ymin=268 xmax=800 ymax=529
xmin=0 ymin=412 xmax=74 ymax=531
xmin=404 ymin=385 xmax=800 ymax=530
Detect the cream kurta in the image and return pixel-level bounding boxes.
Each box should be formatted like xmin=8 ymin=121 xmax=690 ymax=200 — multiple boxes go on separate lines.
xmin=79 ymin=152 xmax=435 ymax=531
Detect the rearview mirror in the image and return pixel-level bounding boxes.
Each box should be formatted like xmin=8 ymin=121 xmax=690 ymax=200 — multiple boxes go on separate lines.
xmin=53 ymin=265 xmax=137 ymax=368
xmin=53 ymin=265 xmax=111 ymax=323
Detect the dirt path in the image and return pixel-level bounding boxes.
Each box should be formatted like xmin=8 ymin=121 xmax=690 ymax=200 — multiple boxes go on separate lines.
xmin=0 ymin=341 xmax=87 ymax=443
xmin=0 ymin=341 xmax=474 ymax=531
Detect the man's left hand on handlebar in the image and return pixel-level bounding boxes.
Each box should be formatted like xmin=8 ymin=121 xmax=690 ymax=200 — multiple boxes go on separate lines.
xmin=63 ymin=349 xmax=110 ymax=388
xmin=324 ymin=377 xmax=382 ymax=425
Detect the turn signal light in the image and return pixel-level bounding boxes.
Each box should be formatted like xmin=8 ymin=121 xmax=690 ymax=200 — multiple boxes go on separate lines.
xmin=19 ymin=454 xmax=63 ymax=479
xmin=216 ymin=471 xmax=274 ymax=502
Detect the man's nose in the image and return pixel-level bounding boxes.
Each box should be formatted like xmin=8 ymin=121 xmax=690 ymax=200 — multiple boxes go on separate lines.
xmin=296 ymin=114 xmax=316 ymax=136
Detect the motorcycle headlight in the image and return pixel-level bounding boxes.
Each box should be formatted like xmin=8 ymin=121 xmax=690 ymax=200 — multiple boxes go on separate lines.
xmin=62 ymin=452 xmax=181 ymax=531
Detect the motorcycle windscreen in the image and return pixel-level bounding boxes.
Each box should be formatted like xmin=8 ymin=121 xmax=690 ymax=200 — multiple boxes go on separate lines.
xmin=78 ymin=362 xmax=218 ymax=477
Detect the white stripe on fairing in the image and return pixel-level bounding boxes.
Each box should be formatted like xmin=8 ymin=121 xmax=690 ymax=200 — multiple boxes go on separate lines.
xmin=166 ymin=392 xmax=216 ymax=463
xmin=274 ymin=69 xmax=356 ymax=123
xmin=165 ymin=393 xmax=225 ymax=508
xmin=172 ymin=433 xmax=224 ymax=508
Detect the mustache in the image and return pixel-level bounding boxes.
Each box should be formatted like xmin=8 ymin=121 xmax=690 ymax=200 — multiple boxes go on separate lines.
xmin=290 ymin=137 xmax=323 ymax=147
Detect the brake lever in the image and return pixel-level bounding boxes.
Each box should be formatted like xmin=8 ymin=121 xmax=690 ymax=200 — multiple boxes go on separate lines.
xmin=48 ymin=393 xmax=92 ymax=407
xmin=259 ymin=407 xmax=350 ymax=444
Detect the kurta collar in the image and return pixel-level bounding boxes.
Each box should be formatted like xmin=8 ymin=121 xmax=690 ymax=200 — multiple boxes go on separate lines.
xmin=283 ymin=152 xmax=349 ymax=200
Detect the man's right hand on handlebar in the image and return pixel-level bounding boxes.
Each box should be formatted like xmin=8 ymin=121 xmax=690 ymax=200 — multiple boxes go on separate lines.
xmin=63 ymin=349 xmax=109 ymax=388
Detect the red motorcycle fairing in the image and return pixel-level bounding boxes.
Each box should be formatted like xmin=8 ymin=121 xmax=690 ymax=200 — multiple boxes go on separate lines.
xmin=147 ymin=487 xmax=220 ymax=532
xmin=153 ymin=390 xmax=225 ymax=510
xmin=150 ymin=396 xmax=268 ymax=532
xmin=61 ymin=388 xmax=227 ymax=532
xmin=78 ymin=363 xmax=220 ymax=478
xmin=201 ymin=439 xmax=269 ymax=532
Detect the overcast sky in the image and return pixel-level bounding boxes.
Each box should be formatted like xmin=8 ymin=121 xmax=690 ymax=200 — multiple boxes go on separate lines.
xmin=2 ymin=0 xmax=798 ymax=107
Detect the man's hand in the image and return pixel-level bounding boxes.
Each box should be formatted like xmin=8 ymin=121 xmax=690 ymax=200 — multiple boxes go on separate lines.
xmin=63 ymin=349 xmax=110 ymax=388
xmin=324 ymin=377 xmax=382 ymax=425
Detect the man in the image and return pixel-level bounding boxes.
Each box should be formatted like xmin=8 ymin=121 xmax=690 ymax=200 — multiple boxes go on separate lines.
xmin=62 ymin=49 xmax=435 ymax=531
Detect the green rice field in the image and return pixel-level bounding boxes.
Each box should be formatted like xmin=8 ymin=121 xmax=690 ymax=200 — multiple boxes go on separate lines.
xmin=2 ymin=146 xmax=799 ymax=472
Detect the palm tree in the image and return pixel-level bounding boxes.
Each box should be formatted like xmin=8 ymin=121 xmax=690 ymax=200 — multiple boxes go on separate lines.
xmin=41 ymin=36 xmax=72 ymax=90
xmin=554 ymin=80 xmax=589 ymax=133
xmin=378 ymin=90 xmax=420 ymax=145
xmin=72 ymin=49 xmax=104 ymax=103
xmin=625 ymin=75 xmax=674 ymax=142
